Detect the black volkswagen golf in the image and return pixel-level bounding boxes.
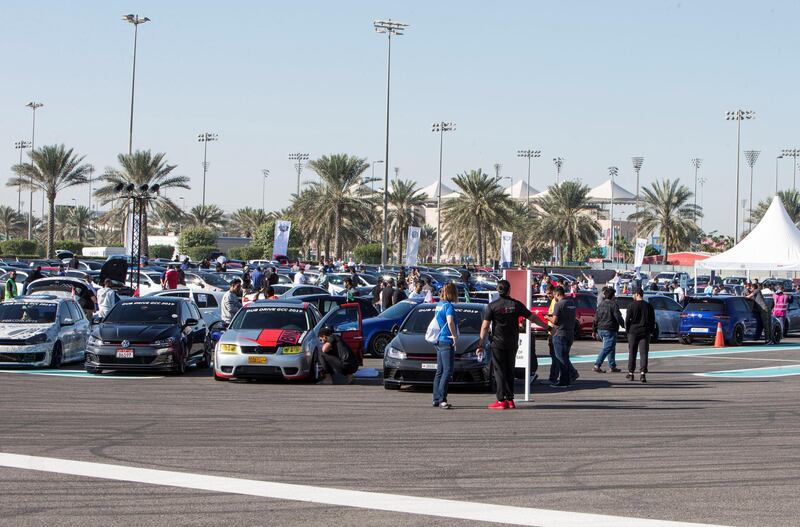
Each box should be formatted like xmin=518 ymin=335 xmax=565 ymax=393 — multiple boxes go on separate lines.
xmin=85 ymin=297 xmax=209 ymax=374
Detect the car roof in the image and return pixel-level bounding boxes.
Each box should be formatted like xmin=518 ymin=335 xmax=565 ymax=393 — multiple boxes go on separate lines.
xmin=120 ymin=296 xmax=185 ymax=304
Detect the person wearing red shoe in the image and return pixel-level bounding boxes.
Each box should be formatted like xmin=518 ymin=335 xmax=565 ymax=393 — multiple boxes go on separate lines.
xmin=478 ymin=279 xmax=537 ymax=409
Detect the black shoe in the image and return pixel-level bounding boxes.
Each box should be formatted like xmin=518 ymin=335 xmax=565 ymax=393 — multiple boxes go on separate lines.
xmin=626 ymin=372 xmax=634 ymax=380
xmin=570 ymin=371 xmax=580 ymax=383
xmin=640 ymin=373 xmax=647 ymax=383
xmin=609 ymin=367 xmax=622 ymax=373
xmin=432 ymin=402 xmax=440 ymax=407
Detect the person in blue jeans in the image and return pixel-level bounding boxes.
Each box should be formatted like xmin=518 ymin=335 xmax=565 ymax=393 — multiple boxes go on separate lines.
xmin=544 ymin=286 xmax=576 ymax=387
xmin=432 ymin=283 xmax=459 ymax=409
xmin=592 ymin=286 xmax=625 ymax=373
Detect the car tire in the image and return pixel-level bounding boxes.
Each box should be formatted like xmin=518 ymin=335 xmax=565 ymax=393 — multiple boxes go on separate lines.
xmin=680 ymin=335 xmax=693 ymax=345
xmin=86 ymin=366 xmax=102 ymax=375
xmin=384 ymin=381 xmax=400 ymax=390
xmin=49 ymin=342 xmax=63 ymax=368
xmin=304 ymin=353 xmax=319 ymax=384
xmin=772 ymin=324 xmax=782 ymax=344
xmin=730 ymin=324 xmax=744 ymax=346
xmin=370 ymin=333 xmax=392 ymax=358
xmin=173 ymin=345 xmax=187 ymax=375
xmin=198 ymin=341 xmax=212 ymax=369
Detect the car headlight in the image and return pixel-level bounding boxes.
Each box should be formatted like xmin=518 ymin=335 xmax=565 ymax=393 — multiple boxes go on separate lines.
xmin=280 ymin=345 xmax=302 ymax=355
xmin=87 ymin=335 xmax=104 ymax=346
xmin=25 ymin=333 xmax=49 ymax=345
xmin=218 ymin=343 xmax=239 ymax=354
xmin=460 ymin=350 xmax=484 ymax=362
xmin=152 ymin=337 xmax=176 ymax=348
xmin=385 ymin=346 xmax=406 ymax=360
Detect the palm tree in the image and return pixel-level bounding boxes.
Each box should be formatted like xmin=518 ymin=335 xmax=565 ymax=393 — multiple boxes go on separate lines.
xmin=750 ymin=189 xmax=800 ymax=226
xmin=8 ymin=144 xmax=91 ymax=257
xmin=442 ymin=169 xmax=514 ymax=264
xmin=306 ymin=154 xmax=373 ymax=257
xmin=0 ymin=206 xmax=23 ymax=240
xmin=419 ymin=225 xmax=436 ymax=263
xmin=94 ymin=151 xmax=189 ymax=255
xmin=387 ymin=179 xmax=428 ymax=263
xmin=535 ymin=181 xmax=601 ymax=263
xmin=186 ymin=204 xmax=226 ymax=231
xmin=230 ymin=207 xmax=270 ymax=237
xmin=628 ymin=179 xmax=701 ymax=264
xmin=67 ymin=205 xmax=94 ymax=242
xmin=150 ymin=206 xmax=184 ymax=235
xmin=53 ymin=205 xmax=72 ymax=240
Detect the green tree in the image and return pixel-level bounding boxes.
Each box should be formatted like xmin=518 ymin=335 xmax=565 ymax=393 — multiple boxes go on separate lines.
xmin=535 ymin=181 xmax=601 ymax=263
xmin=387 ymin=179 xmax=428 ymax=263
xmin=67 ymin=205 xmax=94 ymax=243
xmin=94 ymin=150 xmax=189 ymax=255
xmin=8 ymin=144 xmax=91 ymax=257
xmin=229 ymin=207 xmax=270 ymax=237
xmin=305 ymin=154 xmax=373 ymax=258
xmin=53 ymin=205 xmax=72 ymax=240
xmin=442 ymin=169 xmax=514 ymax=264
xmin=186 ymin=204 xmax=226 ymax=232
xmin=0 ymin=206 xmax=23 ymax=240
xmin=628 ymin=179 xmax=701 ymax=264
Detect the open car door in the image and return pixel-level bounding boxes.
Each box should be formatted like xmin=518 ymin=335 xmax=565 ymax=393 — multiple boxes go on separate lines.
xmin=318 ymin=302 xmax=364 ymax=365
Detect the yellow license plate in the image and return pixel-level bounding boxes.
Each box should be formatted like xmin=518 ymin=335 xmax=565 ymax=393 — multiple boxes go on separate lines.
xmin=247 ymin=356 xmax=267 ymax=364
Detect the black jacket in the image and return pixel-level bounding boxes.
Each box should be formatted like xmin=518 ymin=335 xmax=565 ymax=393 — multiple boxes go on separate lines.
xmin=625 ymin=299 xmax=656 ymax=337
xmin=593 ymin=299 xmax=625 ymax=332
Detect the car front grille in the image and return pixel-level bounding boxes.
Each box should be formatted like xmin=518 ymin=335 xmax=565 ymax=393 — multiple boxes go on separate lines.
xmin=239 ymin=345 xmax=278 ymax=354
xmin=97 ymin=356 xmax=158 ymax=365
xmin=234 ymin=365 xmax=283 ymax=377
xmin=0 ymin=339 xmax=27 ymax=346
xmin=385 ymin=368 xmax=488 ymax=384
xmin=0 ymin=352 xmax=46 ymax=363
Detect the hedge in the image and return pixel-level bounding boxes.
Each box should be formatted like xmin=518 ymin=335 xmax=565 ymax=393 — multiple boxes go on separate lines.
xmin=228 ymin=245 xmax=266 ymax=261
xmin=178 ymin=227 xmax=217 ymax=252
xmin=149 ymin=244 xmax=175 ymax=259
xmin=183 ymin=245 xmax=217 ymax=261
xmin=0 ymin=239 xmax=39 ymax=256
xmin=54 ymin=240 xmax=85 ymax=255
xmin=353 ymin=243 xmax=384 ymax=264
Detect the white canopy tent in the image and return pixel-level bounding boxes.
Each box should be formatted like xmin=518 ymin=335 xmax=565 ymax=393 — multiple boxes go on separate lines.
xmin=588 ymin=179 xmax=637 ymax=204
xmin=695 ymin=196 xmax=800 ymax=276
xmin=504 ymin=179 xmax=540 ymax=201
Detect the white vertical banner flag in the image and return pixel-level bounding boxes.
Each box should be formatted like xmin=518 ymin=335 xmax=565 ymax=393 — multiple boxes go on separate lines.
xmin=405 ymin=226 xmax=422 ymax=266
xmin=499 ymin=231 xmax=513 ymax=267
xmin=634 ymin=237 xmax=648 ymax=269
xmin=272 ymin=220 xmax=292 ymax=258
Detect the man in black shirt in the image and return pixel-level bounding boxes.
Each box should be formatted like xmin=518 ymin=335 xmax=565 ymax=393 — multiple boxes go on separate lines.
xmin=478 ymin=279 xmax=538 ymax=409
xmin=544 ymin=286 xmax=576 ymax=387
xmin=625 ymin=287 xmax=656 ymax=382
xmin=317 ymin=325 xmax=359 ymax=384
xmin=380 ymin=279 xmax=395 ymax=311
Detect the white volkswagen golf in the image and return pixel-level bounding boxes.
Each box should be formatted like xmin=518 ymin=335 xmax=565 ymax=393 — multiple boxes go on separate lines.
xmin=0 ymin=295 xmax=91 ymax=368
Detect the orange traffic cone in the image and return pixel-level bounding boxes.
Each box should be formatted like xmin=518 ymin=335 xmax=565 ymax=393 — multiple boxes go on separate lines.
xmin=713 ymin=322 xmax=725 ymax=348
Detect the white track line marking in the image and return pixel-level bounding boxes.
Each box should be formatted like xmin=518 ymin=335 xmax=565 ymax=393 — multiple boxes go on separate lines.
xmin=0 ymin=453 xmax=729 ymax=527
xmin=681 ymin=355 xmax=800 ymax=363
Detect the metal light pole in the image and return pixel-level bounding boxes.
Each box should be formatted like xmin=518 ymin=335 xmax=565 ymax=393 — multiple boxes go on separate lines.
xmin=517 ymin=149 xmax=541 ymax=206
xmin=122 ymin=14 xmax=150 ymax=155
xmin=25 ymin=102 xmax=43 ymax=240
xmin=698 ymin=176 xmax=707 ymax=231
xmin=432 ymin=121 xmax=455 ymax=263
xmin=725 ymin=109 xmax=755 ymax=241
xmin=116 ymin=182 xmax=159 ymax=293
xmin=632 ymin=156 xmax=644 ymax=234
xmin=776 ymin=154 xmax=783 ymax=195
xmin=553 ymin=157 xmax=564 ymax=184
xmin=288 ymin=153 xmax=309 ymax=197
xmin=781 ymin=149 xmax=799 ymax=190
xmin=394 ymin=166 xmax=399 ymax=181
xmin=87 ymin=165 xmax=95 ymax=210
xmin=374 ymin=18 xmax=408 ymax=267
xmin=13 ymin=140 xmax=31 ymax=214
xmin=691 ymin=158 xmax=702 ymax=224
xmin=608 ymin=166 xmax=619 ymax=263
xmin=370 ymin=160 xmax=384 ymax=192
xmin=197 ymin=132 xmax=218 ymax=207
xmin=261 ymin=169 xmax=270 ymax=213
xmin=744 ymin=150 xmax=760 ymax=229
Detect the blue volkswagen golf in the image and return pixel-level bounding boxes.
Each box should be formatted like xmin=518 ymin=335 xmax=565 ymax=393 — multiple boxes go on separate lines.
xmin=679 ymin=296 xmax=782 ymax=346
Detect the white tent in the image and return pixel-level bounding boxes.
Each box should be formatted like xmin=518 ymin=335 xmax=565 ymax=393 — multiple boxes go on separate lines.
xmin=420 ymin=181 xmax=456 ymax=203
xmin=588 ymin=179 xmax=636 ymax=204
xmin=504 ymin=179 xmax=540 ymax=201
xmin=695 ymin=196 xmax=800 ymax=271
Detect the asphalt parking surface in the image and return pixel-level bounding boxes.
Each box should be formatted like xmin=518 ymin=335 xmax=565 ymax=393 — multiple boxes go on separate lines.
xmin=1 ymin=337 xmax=799 ymax=526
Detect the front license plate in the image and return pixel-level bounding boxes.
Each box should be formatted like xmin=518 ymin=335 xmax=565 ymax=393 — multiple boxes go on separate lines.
xmin=420 ymin=363 xmax=437 ymax=370
xmin=247 ymin=356 xmax=267 ymax=364
xmin=690 ymin=327 xmax=709 ymax=333
xmin=116 ymin=349 xmax=134 ymax=358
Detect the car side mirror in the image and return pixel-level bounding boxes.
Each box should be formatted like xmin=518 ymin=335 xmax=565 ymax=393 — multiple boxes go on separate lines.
xmin=91 ymin=316 xmax=103 ymax=325
xmin=184 ymin=318 xmax=199 ymax=327
xmin=391 ymin=324 xmax=399 ymax=335
xmin=61 ymin=318 xmax=74 ymax=327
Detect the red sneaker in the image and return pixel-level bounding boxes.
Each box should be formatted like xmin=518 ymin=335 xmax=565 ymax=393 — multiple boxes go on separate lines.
xmin=487 ymin=400 xmax=509 ymax=410
xmin=506 ymin=400 xmax=516 ymax=409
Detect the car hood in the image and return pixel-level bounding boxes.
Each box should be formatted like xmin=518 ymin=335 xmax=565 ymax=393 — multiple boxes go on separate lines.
xmin=0 ymin=324 xmax=53 ymax=339
xmin=96 ymin=324 xmax=176 ymax=342
xmin=100 ymin=258 xmax=128 ymax=283
xmin=390 ymin=332 xmax=481 ymax=355
xmin=220 ymin=328 xmax=306 ymax=346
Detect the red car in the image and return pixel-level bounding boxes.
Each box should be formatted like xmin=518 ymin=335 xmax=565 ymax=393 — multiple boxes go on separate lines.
xmin=528 ymin=292 xmax=597 ymax=339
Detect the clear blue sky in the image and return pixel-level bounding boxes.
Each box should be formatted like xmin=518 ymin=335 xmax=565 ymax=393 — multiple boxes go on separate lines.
xmin=2 ymin=0 xmax=799 ymax=237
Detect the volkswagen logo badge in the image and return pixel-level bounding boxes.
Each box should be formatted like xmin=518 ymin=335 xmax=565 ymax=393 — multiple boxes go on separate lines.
xmin=121 ymin=340 xmax=130 ymax=348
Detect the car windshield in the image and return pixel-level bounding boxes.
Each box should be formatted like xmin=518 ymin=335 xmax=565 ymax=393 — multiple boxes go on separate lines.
xmin=378 ymin=301 xmax=417 ymax=319
xmin=686 ymin=300 xmax=725 ymax=313
xmin=217 ymin=272 xmax=242 ymax=283
xmin=359 ymin=274 xmax=378 ymax=285
xmin=196 ymin=272 xmax=230 ymax=287
xmin=656 ymin=273 xmax=674 ymax=280
xmin=104 ymin=301 xmax=179 ymax=324
xmin=326 ymin=274 xmax=347 ymax=285
xmin=401 ymin=306 xmax=484 ymax=334
xmin=230 ymin=306 xmax=309 ymax=331
xmin=425 ymin=272 xmax=449 ymax=283
xmin=0 ymin=303 xmax=57 ymax=323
